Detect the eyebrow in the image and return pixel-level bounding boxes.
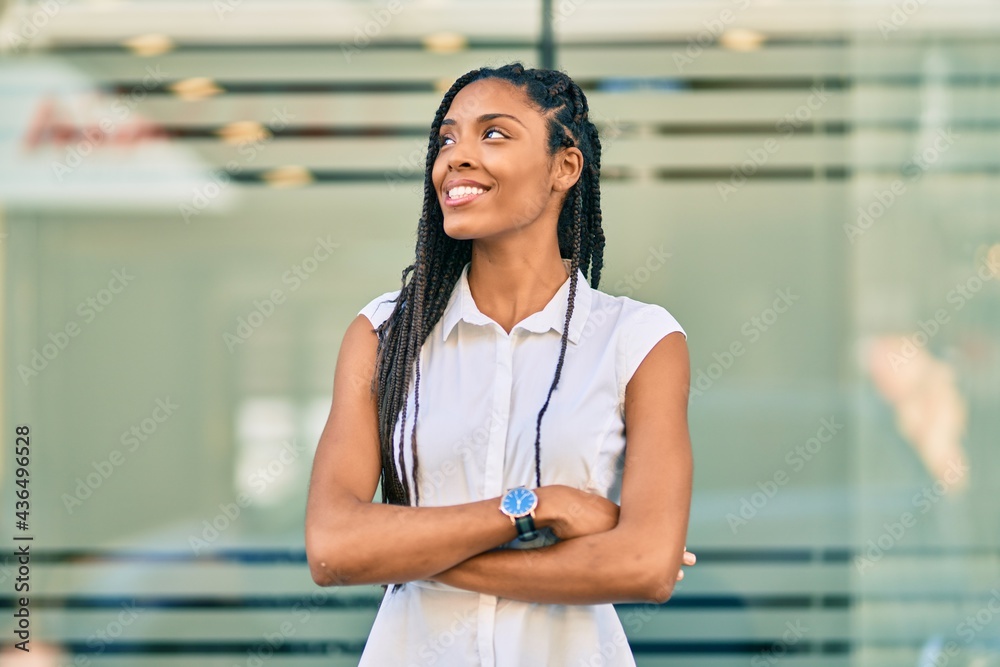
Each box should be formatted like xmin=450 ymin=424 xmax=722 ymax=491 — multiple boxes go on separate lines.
xmin=440 ymin=113 xmax=526 ymax=130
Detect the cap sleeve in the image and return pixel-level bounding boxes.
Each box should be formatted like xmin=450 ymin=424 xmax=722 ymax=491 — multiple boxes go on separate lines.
xmin=357 ymin=289 xmax=401 ymax=330
xmin=622 ymin=303 xmax=687 ymax=390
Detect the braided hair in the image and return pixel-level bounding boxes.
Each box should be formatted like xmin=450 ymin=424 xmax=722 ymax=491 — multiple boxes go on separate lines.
xmin=369 ymin=61 xmax=606 ymax=532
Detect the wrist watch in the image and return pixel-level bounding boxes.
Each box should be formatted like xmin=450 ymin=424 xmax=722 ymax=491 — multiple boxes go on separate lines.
xmin=499 ymin=486 xmax=539 ymax=541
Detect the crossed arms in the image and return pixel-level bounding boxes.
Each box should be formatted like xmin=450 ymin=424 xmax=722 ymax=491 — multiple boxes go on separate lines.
xmin=305 ymin=315 xmax=693 ymax=606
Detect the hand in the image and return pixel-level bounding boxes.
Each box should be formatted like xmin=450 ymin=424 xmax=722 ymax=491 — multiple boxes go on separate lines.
xmin=536 ymin=485 xmax=620 ymax=541
xmin=676 ymin=546 xmax=696 ymax=581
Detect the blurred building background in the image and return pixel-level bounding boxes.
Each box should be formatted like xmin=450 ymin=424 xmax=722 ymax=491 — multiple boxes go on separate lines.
xmin=1 ymin=0 xmax=998 ymax=665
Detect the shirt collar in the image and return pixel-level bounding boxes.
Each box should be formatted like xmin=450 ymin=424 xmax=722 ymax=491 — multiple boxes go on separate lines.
xmin=441 ymin=258 xmax=592 ymax=345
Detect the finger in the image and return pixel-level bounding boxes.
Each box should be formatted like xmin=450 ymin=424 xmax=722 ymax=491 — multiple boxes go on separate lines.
xmin=683 ymin=551 xmax=696 ymax=566
xmin=676 ymin=569 xmax=685 ymax=582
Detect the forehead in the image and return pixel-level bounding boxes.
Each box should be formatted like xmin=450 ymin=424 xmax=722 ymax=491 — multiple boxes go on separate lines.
xmin=444 ymin=78 xmax=539 ymax=122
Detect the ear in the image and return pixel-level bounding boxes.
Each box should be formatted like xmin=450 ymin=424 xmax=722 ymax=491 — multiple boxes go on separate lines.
xmin=552 ymin=146 xmax=584 ymax=193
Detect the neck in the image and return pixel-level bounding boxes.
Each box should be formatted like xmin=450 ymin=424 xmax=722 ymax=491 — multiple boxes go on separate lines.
xmin=465 ymin=246 xmax=570 ymax=335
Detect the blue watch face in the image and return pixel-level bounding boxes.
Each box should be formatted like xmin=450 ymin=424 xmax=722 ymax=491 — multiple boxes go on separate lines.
xmin=502 ymin=487 xmax=537 ymax=516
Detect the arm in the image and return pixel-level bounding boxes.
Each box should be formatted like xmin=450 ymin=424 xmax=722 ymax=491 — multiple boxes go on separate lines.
xmin=305 ymin=314 xmax=559 ymax=587
xmin=429 ymin=331 xmax=693 ymax=605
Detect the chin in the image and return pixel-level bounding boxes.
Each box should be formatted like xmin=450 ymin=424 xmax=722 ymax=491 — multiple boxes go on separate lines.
xmin=442 ymin=217 xmax=486 ymax=240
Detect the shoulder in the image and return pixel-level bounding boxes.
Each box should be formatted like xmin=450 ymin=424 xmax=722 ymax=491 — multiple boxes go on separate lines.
xmin=622 ymin=296 xmax=686 ymax=340
xmin=357 ymin=288 xmax=402 ymax=330
xmin=589 ymin=290 xmax=686 ymax=340
xmin=594 ymin=292 xmax=686 ymax=392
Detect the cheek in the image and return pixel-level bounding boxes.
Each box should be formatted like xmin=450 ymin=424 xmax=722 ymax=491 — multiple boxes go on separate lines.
xmin=431 ymin=159 xmax=445 ymax=189
xmin=501 ymin=179 xmax=550 ymax=226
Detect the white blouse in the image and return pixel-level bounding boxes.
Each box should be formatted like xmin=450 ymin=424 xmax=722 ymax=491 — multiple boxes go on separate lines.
xmin=355 ymin=257 xmax=686 ymax=667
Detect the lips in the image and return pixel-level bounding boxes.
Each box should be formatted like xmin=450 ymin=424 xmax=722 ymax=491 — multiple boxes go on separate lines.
xmin=443 ymin=180 xmax=492 ymax=207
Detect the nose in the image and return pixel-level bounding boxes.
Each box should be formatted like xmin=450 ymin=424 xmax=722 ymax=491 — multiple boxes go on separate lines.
xmin=445 ymin=137 xmax=478 ymax=171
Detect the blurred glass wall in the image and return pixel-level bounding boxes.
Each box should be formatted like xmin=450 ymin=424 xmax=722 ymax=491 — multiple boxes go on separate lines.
xmin=0 ymin=1 xmax=998 ymax=665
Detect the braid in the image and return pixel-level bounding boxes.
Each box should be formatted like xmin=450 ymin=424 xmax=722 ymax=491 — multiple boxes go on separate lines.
xmin=533 ymin=180 xmax=584 ymax=487
xmin=369 ymin=62 xmax=605 ymax=596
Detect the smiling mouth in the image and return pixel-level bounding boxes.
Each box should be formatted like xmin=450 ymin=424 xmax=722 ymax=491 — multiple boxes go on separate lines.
xmin=444 ymin=188 xmax=490 ymax=207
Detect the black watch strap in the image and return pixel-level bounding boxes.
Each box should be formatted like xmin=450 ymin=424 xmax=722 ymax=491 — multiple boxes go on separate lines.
xmin=514 ymin=514 xmax=538 ymax=541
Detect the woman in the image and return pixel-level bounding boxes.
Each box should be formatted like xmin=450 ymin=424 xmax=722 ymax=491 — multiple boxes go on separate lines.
xmin=305 ymin=62 xmax=695 ymax=666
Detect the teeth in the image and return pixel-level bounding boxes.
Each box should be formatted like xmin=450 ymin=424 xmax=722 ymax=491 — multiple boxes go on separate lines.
xmin=448 ymin=185 xmax=486 ymax=199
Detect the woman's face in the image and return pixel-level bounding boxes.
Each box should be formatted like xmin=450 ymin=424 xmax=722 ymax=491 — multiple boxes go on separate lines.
xmin=431 ymin=77 xmax=578 ymax=241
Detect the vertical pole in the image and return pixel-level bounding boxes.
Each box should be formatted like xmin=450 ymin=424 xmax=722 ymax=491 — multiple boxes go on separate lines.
xmin=540 ymin=0 xmax=555 ymax=70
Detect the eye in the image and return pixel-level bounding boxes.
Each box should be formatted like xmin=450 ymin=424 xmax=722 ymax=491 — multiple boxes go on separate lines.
xmin=437 ymin=126 xmax=508 ymax=147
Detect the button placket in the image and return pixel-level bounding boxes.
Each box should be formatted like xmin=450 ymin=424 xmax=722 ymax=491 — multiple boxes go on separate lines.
xmin=477 ymin=328 xmax=514 ymax=667
xmin=485 ymin=329 xmax=513 ymax=497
